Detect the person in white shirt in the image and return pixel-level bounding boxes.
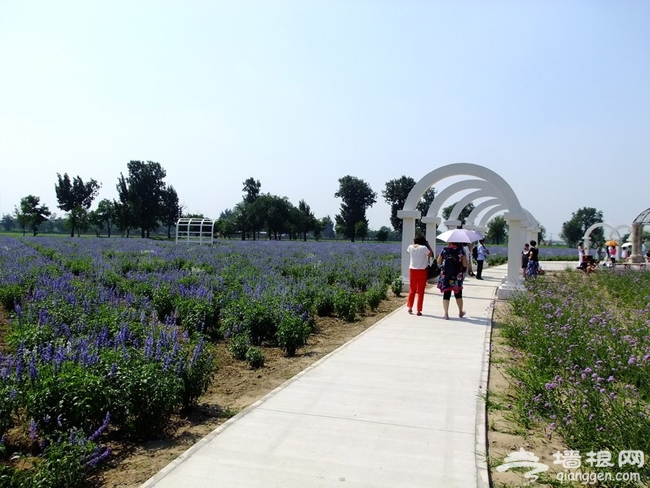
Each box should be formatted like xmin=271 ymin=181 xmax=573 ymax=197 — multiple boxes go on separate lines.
xmin=406 ymin=235 xmax=433 ymax=316
xmin=475 ymin=239 xmax=489 ymax=280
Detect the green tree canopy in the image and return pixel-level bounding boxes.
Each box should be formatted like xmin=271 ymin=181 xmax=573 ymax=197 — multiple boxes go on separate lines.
xmin=160 ymin=185 xmax=182 ymax=239
xmin=116 ymin=161 xmax=167 ymax=238
xmin=382 ymin=176 xmax=436 ymax=234
xmin=486 ymin=215 xmax=507 ymax=244
xmin=561 ymin=207 xmax=604 ymax=247
xmin=442 ymin=202 xmax=475 ymax=227
xmin=55 ymin=173 xmax=101 ymax=237
xmin=15 ymin=195 xmax=51 ymax=236
xmin=334 ymin=176 xmax=376 ymax=242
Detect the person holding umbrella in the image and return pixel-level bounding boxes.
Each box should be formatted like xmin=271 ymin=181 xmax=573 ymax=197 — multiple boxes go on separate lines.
xmin=435 ymin=229 xmax=470 ymax=320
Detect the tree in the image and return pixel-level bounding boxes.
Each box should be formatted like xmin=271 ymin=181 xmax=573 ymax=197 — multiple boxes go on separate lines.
xmin=93 ymin=199 xmax=116 ymax=237
xmin=334 ymin=176 xmax=377 ymax=242
xmin=354 ymin=221 xmax=368 ymax=242
xmin=416 ymin=188 xmax=436 ymax=234
xmin=242 ymin=177 xmax=261 ymax=204
xmin=15 ymin=195 xmax=51 ymax=236
xmin=250 ymin=194 xmax=293 ymax=240
xmin=55 ymin=173 xmax=101 ymax=237
xmin=239 ymin=178 xmax=262 ymax=240
xmin=160 ymin=185 xmax=182 ymax=239
xmin=561 ymin=207 xmax=604 ymax=247
xmin=117 ymin=161 xmax=167 ymax=238
xmin=442 ymin=202 xmax=475 ymax=227
xmin=1 ymin=214 xmax=15 ymax=231
xmin=320 ymin=216 xmax=335 ymax=240
xmin=375 ymin=226 xmax=390 ymax=242
xmin=216 ymin=209 xmax=237 ymax=239
xmin=486 ymin=215 xmax=507 ymax=244
xmin=383 ymin=176 xmax=436 ymax=234
xmin=296 ymin=200 xmax=317 ymax=241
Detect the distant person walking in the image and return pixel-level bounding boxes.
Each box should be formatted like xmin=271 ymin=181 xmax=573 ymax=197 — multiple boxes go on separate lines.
xmin=608 ymin=245 xmax=617 ymax=265
xmin=406 ymin=235 xmax=433 ymax=316
xmin=525 ymin=240 xmax=540 ymax=278
xmin=521 ymin=243 xmax=530 ymax=278
xmin=577 ymin=242 xmax=585 ymax=269
xmin=475 ymin=239 xmax=489 ymax=280
xmin=436 ymin=242 xmax=467 ymax=320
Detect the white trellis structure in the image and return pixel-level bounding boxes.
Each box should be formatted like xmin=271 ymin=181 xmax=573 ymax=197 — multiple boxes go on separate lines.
xmin=175 ymin=218 xmax=216 ymax=245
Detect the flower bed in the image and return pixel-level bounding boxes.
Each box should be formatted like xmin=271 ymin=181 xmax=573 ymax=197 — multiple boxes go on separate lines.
xmin=0 ymin=237 xmax=400 ymax=486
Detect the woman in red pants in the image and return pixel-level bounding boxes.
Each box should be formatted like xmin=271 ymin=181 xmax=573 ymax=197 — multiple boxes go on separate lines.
xmin=406 ymin=235 xmax=433 ymax=316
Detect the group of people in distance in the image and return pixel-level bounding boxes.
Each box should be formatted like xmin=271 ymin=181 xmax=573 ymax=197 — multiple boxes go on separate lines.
xmin=521 ymin=240 xmax=541 ymax=278
xmin=578 ymin=241 xmax=650 ymax=272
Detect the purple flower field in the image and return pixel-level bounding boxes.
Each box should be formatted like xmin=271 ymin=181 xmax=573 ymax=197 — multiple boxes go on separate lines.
xmin=500 ymin=268 xmax=650 ymax=481
xmin=0 ymin=236 xmax=401 ymax=485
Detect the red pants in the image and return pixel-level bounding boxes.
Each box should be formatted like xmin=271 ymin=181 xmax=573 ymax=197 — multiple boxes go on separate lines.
xmin=407 ymin=268 xmax=428 ymax=312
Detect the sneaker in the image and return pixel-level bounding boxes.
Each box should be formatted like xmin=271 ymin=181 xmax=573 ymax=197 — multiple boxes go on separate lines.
xmin=408 ymin=308 xmax=413 ymax=314
xmin=476 ymin=277 xmax=484 ymax=280
xmin=416 ymin=312 xmax=422 ymax=316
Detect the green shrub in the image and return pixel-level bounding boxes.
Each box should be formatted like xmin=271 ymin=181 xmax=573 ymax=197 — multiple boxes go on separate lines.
xmin=314 ymin=289 xmax=335 ymax=316
xmin=179 ymin=339 xmax=215 ymax=409
xmin=245 ymin=347 xmax=265 ymax=369
xmin=0 ymin=284 xmax=24 ymax=312
xmin=391 ymin=277 xmax=403 ymax=297
xmin=333 ymin=287 xmax=358 ymax=322
xmin=276 ymin=314 xmax=311 ymax=357
xmin=365 ymin=283 xmax=387 ymax=311
xmin=486 ymin=256 xmax=507 ymax=266
xmin=228 ymin=334 xmax=249 ymax=360
xmin=25 ymin=362 xmax=108 ymax=436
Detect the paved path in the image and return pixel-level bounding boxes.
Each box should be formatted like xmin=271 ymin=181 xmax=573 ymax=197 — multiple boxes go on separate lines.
xmin=140 ymin=262 xmax=573 ymax=488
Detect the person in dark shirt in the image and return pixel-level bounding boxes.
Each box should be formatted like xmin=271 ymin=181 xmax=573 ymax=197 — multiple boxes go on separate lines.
xmin=525 ymin=240 xmax=539 ymax=278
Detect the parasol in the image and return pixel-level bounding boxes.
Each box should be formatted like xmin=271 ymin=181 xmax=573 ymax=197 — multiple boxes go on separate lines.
xmin=437 ymin=228 xmax=480 ymax=243
xmin=605 ymin=240 xmax=618 ymax=246
xmin=621 ymin=242 xmax=633 ymax=248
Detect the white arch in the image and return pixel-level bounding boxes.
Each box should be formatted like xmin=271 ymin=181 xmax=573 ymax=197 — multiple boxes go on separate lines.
xmin=478 ymin=205 xmax=507 ymax=228
xmin=466 ymin=198 xmax=502 ymax=228
xmin=398 ymin=163 xmax=526 ymax=295
xmin=448 ymin=189 xmax=502 ymax=223
xmin=426 ymin=179 xmax=505 ymax=219
xmin=406 ymin=163 xmax=523 ymax=215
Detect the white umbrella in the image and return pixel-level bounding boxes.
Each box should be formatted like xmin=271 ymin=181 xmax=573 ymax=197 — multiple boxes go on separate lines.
xmin=621 ymin=242 xmax=633 ymax=248
xmin=437 ymin=228 xmax=480 ymax=243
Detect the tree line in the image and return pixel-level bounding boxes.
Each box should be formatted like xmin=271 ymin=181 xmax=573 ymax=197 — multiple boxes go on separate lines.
xmin=1 ymin=161 xmax=536 ymax=243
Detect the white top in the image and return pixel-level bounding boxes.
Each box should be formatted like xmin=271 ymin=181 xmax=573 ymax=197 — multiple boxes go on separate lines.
xmin=407 ymin=244 xmax=430 ymax=269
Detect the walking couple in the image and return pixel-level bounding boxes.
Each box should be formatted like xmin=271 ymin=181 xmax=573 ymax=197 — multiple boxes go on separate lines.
xmin=406 ymin=236 xmax=467 ymax=319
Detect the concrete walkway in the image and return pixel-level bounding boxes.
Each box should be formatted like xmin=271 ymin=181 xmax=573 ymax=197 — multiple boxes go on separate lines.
xmin=140 ymin=262 xmax=572 ymax=488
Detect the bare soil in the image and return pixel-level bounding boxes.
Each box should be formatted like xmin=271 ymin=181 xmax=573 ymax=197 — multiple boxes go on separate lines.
xmin=91 ymin=294 xmax=406 ymax=488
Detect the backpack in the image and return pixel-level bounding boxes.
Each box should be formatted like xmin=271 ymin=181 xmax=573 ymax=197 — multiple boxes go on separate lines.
xmin=443 ymin=247 xmax=461 ymax=277
xmin=472 ymin=246 xmax=478 ymax=260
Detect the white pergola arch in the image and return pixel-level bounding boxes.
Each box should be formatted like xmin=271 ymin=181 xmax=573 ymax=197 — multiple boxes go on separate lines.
xmin=465 ymin=198 xmax=502 ymax=230
xmin=175 ymin=218 xmax=216 ymax=245
xmin=397 ymin=163 xmax=528 ymax=295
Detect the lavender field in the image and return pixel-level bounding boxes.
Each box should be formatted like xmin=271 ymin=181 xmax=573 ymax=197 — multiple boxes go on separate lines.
xmin=498 ymin=268 xmax=650 ymax=485
xmin=0 ymin=236 xmax=400 ymax=487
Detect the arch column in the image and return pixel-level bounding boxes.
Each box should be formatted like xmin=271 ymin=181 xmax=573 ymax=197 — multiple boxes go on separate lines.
xmin=421 ymin=216 xmax=441 ymax=257
xmin=397 ymin=209 xmax=421 ymax=286
xmin=444 ymin=219 xmax=462 ymax=230
xmin=497 ymin=212 xmax=527 ymax=298
xmin=630 ymin=222 xmax=643 ymax=263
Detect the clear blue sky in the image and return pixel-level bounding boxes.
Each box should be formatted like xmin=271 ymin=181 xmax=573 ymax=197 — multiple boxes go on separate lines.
xmin=1 ymin=0 xmax=649 ymax=241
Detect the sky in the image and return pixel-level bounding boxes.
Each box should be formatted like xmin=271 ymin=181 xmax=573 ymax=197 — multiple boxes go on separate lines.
xmin=1 ymin=0 xmax=649 ymax=241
